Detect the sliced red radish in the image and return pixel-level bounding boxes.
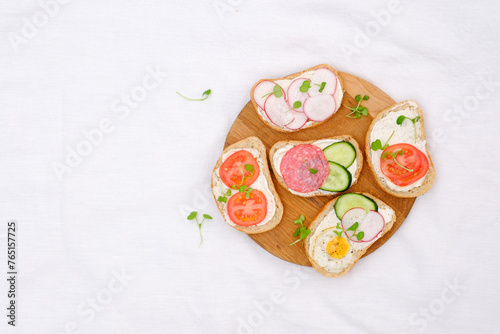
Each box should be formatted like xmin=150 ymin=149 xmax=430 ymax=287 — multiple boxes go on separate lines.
xmin=286 ymin=78 xmax=310 ymax=112
xmin=341 ymin=208 xmax=385 ymax=243
xmin=308 ymin=68 xmax=338 ymax=97
xmin=285 ymin=111 xmax=309 ymax=130
xmin=263 ymin=94 xmax=294 ymax=127
xmin=253 ymin=80 xmax=277 ymax=110
xmin=303 ymin=94 xmax=337 ymax=122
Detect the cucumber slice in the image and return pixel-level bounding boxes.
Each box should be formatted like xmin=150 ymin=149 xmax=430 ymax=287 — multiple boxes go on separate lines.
xmin=334 ymin=193 xmax=378 ymax=220
xmin=319 ymin=162 xmax=352 ymax=192
xmin=323 ymin=141 xmax=356 ymax=168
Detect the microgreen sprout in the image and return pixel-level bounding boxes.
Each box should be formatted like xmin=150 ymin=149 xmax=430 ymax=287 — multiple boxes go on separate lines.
xmin=299 ymin=80 xmax=311 ymax=93
xmin=344 ymin=94 xmax=369 ymax=118
xmin=303 ymin=159 xmax=318 ymax=174
xmin=229 ymin=164 xmax=256 ymax=198
xmin=314 ymin=81 xmax=327 ymax=93
xmin=382 ymin=149 xmax=413 ymax=172
xmin=236 ymin=164 xmax=255 ymax=187
xmin=176 ymin=89 xmax=211 ymax=101
xmin=293 ymin=101 xmax=302 ymax=109
xmin=371 ymin=130 xmax=395 ymax=151
xmin=289 ymin=215 xmax=311 ymax=245
xmin=187 ymin=211 xmax=213 ymax=247
xmin=217 ymin=188 xmax=231 ymax=203
xmin=237 ymin=184 xmax=254 ymax=199
xmin=396 ymin=115 xmax=421 ymax=143
xmin=334 ymin=222 xmax=364 ymax=241
xmin=262 ymin=85 xmax=283 ymax=99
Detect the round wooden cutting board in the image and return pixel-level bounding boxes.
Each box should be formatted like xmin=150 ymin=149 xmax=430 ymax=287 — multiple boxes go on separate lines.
xmin=224 ymin=71 xmax=416 ymax=266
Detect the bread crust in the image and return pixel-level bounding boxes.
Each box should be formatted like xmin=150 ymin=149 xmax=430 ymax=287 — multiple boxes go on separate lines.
xmin=249 ymin=64 xmax=344 ymax=133
xmin=211 ymin=137 xmax=283 ymax=234
xmin=365 ymin=100 xmax=436 ymax=198
xmin=304 ymin=192 xmax=396 ymax=278
xmin=269 ymin=135 xmax=363 ymax=197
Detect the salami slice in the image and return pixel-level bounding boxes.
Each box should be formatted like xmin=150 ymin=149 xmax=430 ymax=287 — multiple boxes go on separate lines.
xmin=280 ymin=144 xmax=329 ymax=193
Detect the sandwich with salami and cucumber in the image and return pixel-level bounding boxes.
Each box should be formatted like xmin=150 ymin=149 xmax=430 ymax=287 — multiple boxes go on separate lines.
xmin=269 ymin=136 xmax=362 ymax=197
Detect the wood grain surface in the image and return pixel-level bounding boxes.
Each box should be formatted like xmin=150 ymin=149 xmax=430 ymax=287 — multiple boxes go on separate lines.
xmin=224 ymin=71 xmax=416 ymax=266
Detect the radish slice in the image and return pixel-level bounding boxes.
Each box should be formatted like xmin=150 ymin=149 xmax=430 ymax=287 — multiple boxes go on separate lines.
xmin=253 ymin=80 xmax=277 ymax=110
xmin=285 ymin=111 xmax=309 ymax=130
xmin=303 ymin=94 xmax=337 ymax=122
xmin=286 ymin=78 xmax=310 ymax=112
xmin=341 ymin=208 xmax=385 ymax=243
xmin=263 ymin=94 xmax=294 ymax=127
xmin=308 ymin=68 xmax=337 ymax=97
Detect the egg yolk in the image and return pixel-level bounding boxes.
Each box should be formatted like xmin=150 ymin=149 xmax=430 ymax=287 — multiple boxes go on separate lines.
xmin=326 ymin=237 xmax=349 ymax=259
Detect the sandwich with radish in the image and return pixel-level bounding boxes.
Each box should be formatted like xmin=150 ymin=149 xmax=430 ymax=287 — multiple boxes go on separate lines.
xmin=305 ymin=192 xmax=396 ymax=278
xmin=250 ymin=64 xmax=344 ymax=132
xmin=269 ymin=136 xmax=362 ymax=197
xmin=366 ymin=100 xmax=435 ymax=198
xmin=211 ymin=137 xmax=283 ymax=234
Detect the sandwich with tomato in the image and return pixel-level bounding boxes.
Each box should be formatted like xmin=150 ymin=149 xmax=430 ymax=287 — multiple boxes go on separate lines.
xmin=366 ymin=100 xmax=436 ymax=197
xmin=211 ymin=137 xmax=283 ymax=233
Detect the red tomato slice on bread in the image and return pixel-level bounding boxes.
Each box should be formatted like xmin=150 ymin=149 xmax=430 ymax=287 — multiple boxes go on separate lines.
xmin=219 ymin=150 xmax=260 ymax=188
xmin=227 ymin=190 xmax=267 ymax=226
xmin=380 ymin=143 xmax=429 ymax=187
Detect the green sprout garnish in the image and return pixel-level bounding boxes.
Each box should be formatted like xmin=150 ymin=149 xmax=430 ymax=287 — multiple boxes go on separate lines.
xmin=299 ymin=80 xmax=311 ymax=93
xmin=382 ymin=149 xmax=413 ymax=172
xmin=187 ymin=211 xmax=213 ymax=247
xmin=217 ymin=188 xmax=232 ymax=203
xmin=314 ymin=81 xmax=327 ymax=93
xmin=371 ymin=130 xmax=395 ymax=151
xmin=344 ymin=94 xmax=369 ymax=118
xmin=176 ymin=89 xmax=211 ymax=101
xmin=396 ymin=115 xmax=421 ymax=143
xmin=334 ymin=222 xmax=364 ymax=241
xmin=262 ymin=85 xmax=283 ymax=99
xmin=289 ymin=215 xmax=311 ymax=245
xmin=303 ymin=159 xmax=317 ymax=174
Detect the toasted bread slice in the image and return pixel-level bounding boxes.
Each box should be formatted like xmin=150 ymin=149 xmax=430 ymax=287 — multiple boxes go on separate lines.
xmin=304 ymin=192 xmax=396 ymax=278
xmin=211 ymin=137 xmax=283 ymax=234
xmin=250 ymin=64 xmax=344 ymax=132
xmin=269 ymin=135 xmax=363 ymax=197
xmin=365 ymin=100 xmax=435 ymax=198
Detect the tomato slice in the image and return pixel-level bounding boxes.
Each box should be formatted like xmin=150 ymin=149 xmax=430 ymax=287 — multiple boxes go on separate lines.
xmin=227 ymin=190 xmax=267 ymax=226
xmin=380 ymin=143 xmax=429 ymax=187
xmin=219 ymin=150 xmax=260 ymax=188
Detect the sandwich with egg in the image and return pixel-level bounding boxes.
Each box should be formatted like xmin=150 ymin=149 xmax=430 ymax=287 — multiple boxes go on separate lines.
xmin=305 ymin=192 xmax=396 ymax=278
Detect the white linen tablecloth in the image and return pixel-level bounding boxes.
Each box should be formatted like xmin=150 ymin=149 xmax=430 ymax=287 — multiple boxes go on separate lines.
xmin=1 ymin=0 xmax=499 ymax=333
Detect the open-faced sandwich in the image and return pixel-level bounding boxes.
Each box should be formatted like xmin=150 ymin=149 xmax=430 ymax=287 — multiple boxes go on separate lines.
xmin=269 ymin=136 xmax=362 ymax=197
xmin=250 ymin=64 xmax=344 ymax=132
xmin=305 ymin=192 xmax=396 ymax=278
xmin=366 ymin=100 xmax=435 ymax=198
xmin=211 ymin=137 xmax=283 ymax=234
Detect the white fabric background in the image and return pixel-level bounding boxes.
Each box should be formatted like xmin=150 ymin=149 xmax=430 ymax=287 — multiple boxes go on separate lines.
xmin=1 ymin=0 xmax=499 ymax=333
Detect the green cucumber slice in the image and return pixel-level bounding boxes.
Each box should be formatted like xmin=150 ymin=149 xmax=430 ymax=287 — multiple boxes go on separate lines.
xmin=323 ymin=141 xmax=356 ymax=168
xmin=319 ymin=162 xmax=352 ymax=192
xmin=334 ymin=193 xmax=378 ymax=220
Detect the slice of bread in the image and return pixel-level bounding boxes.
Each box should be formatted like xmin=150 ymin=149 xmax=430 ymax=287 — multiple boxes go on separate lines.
xmin=269 ymin=135 xmax=363 ymax=197
xmin=211 ymin=137 xmax=283 ymax=234
xmin=304 ymin=192 xmax=396 ymax=278
xmin=365 ymin=100 xmax=436 ymax=198
xmin=250 ymin=64 xmax=344 ymax=132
